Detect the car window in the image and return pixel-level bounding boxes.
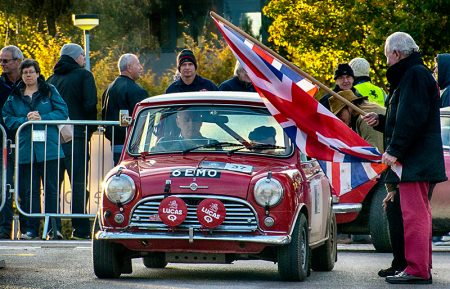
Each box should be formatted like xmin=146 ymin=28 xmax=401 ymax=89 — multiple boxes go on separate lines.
xmin=128 ymin=105 xmax=293 ymax=156
xmin=441 ymin=114 xmax=450 ymax=149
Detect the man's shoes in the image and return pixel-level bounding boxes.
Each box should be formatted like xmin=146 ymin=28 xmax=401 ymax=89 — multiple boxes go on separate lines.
xmin=0 ymin=231 xmax=11 ymax=240
xmin=20 ymin=232 xmax=39 ymax=240
xmin=46 ymin=230 xmax=64 ymax=240
xmin=385 ymin=271 xmax=432 ymax=284
xmin=378 ymin=267 xmax=402 ymax=277
xmin=71 ymin=233 xmax=91 ymax=240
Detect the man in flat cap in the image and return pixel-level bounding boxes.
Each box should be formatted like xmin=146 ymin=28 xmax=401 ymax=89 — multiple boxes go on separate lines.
xmin=48 ymin=43 xmax=97 ymax=240
xmin=329 ymin=90 xmax=385 ymax=152
xmin=166 ymin=49 xmax=218 ymax=93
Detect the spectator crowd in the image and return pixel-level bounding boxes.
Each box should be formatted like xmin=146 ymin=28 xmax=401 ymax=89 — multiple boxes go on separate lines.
xmin=1 ymin=31 xmax=450 ymax=285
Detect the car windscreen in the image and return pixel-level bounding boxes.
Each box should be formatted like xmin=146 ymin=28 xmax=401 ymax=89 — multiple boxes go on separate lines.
xmin=127 ymin=105 xmax=293 ymax=156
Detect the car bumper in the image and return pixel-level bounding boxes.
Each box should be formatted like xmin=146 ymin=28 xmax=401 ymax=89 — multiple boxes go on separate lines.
xmin=96 ymin=230 xmax=291 ymax=245
xmin=332 ymin=203 xmax=362 ymax=214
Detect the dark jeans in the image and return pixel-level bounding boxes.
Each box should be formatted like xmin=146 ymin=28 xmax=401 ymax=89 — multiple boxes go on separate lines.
xmin=19 ymin=160 xmax=61 ymax=236
xmin=385 ymin=189 xmax=407 ymax=270
xmin=113 ymin=144 xmax=123 ymax=166
xmin=60 ymin=137 xmax=91 ymax=237
xmin=0 ymin=149 xmax=15 ymax=237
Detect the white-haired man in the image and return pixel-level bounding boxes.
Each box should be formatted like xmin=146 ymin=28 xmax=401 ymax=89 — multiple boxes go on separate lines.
xmin=0 ymin=45 xmax=23 ymax=239
xmin=363 ymin=32 xmax=446 ymax=284
xmin=102 ymin=53 xmax=149 ymax=164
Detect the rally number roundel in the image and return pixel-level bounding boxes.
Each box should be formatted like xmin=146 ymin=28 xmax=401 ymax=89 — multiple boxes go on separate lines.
xmin=158 ymin=196 xmax=188 ymax=227
xmin=196 ymin=199 xmax=226 ymax=228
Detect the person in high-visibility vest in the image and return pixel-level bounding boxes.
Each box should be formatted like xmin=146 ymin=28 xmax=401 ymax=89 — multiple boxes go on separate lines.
xmin=349 ymin=57 xmax=387 ymax=107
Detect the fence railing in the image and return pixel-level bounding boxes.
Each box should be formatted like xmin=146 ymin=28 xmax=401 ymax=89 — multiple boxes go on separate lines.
xmin=12 ymin=120 xmax=120 ymax=239
xmin=0 ymin=125 xmax=7 ymax=213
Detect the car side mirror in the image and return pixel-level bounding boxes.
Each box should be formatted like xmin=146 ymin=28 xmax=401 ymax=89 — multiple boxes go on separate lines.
xmin=119 ymin=110 xmax=132 ymax=127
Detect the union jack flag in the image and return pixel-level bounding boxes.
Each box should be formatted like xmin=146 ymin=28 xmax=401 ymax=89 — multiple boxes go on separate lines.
xmin=212 ymin=15 xmax=388 ymax=195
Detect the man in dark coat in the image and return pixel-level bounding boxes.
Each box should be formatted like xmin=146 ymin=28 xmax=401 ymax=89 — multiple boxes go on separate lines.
xmin=0 ymin=45 xmax=23 ymax=239
xmin=47 ymin=43 xmax=97 ymax=239
xmin=219 ymin=61 xmax=255 ymax=92
xmin=166 ymin=49 xmax=218 ymax=93
xmin=363 ymin=32 xmax=446 ymax=285
xmin=102 ymin=53 xmax=149 ymax=164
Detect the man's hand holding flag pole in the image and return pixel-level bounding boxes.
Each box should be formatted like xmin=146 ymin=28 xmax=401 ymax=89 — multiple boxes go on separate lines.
xmin=210 ymin=11 xmax=401 ymax=195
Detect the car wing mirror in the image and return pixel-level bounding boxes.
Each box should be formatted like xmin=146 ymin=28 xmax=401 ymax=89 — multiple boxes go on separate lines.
xmin=119 ymin=110 xmax=132 ymax=127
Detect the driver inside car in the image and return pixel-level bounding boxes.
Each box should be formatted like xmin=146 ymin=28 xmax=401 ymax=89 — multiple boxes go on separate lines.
xmin=153 ymin=110 xmax=217 ymax=152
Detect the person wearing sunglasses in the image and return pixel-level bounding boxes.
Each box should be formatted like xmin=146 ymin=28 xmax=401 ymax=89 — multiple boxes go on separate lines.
xmin=0 ymin=45 xmax=24 ymax=240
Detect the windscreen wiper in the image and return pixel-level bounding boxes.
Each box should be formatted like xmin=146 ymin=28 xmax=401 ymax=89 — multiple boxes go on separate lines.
xmin=227 ymin=143 xmax=286 ymax=155
xmin=182 ymin=141 xmax=245 ymax=154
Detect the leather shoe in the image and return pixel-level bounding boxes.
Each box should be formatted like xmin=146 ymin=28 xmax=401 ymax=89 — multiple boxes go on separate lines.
xmin=385 ymin=271 xmax=432 ymax=284
xmin=378 ymin=267 xmax=402 ymax=277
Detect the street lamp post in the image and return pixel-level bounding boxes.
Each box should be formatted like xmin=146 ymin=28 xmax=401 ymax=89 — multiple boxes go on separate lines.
xmin=72 ymin=14 xmax=99 ymax=71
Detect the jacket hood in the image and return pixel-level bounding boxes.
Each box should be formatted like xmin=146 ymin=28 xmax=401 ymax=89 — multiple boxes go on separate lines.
xmin=53 ymin=55 xmax=82 ymax=75
xmin=437 ymin=53 xmax=450 ymax=89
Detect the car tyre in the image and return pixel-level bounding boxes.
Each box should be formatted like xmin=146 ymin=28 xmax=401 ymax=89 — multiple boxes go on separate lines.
xmin=311 ymin=213 xmax=337 ymax=271
xmin=278 ymin=213 xmax=309 ymax=281
xmin=369 ymin=184 xmax=392 ymax=252
xmin=143 ymin=253 xmax=168 ymax=268
xmin=92 ymin=215 xmax=129 ymax=278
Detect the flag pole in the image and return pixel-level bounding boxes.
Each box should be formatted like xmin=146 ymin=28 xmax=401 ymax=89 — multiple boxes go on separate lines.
xmin=210 ymin=11 xmax=366 ymax=116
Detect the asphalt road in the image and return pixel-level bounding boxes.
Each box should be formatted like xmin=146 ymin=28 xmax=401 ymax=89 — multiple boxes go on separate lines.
xmin=0 ymin=241 xmax=449 ymax=288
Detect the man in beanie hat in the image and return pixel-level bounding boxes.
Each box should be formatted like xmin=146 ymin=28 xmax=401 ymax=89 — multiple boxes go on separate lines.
xmin=102 ymin=53 xmax=148 ymax=164
xmin=48 ymin=43 xmax=98 ymax=239
xmin=166 ymin=48 xmax=218 ymax=93
xmin=319 ymin=63 xmax=361 ymax=110
xmin=349 ymin=57 xmax=387 ymax=107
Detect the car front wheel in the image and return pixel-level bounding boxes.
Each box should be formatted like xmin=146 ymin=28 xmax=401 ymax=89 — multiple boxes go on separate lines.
xmin=92 ymin=216 xmax=131 ymax=278
xmin=277 ymin=213 xmax=310 ymax=281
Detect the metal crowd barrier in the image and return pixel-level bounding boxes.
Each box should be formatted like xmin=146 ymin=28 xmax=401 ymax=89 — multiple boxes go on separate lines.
xmin=0 ymin=125 xmax=7 ymax=213
xmin=14 ymin=120 xmax=120 ymax=239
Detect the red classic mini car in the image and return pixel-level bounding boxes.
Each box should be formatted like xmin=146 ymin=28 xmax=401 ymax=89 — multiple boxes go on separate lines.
xmin=93 ymin=92 xmax=337 ymax=281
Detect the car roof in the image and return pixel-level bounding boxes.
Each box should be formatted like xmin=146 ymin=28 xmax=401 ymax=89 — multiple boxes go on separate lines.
xmin=139 ymin=91 xmax=264 ymax=106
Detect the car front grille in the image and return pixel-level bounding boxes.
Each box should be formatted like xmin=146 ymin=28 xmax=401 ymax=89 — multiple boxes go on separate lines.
xmin=129 ymin=195 xmax=258 ymax=232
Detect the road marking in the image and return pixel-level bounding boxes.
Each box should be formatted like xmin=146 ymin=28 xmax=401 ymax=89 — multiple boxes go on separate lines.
xmin=0 ymin=253 xmax=36 ymax=256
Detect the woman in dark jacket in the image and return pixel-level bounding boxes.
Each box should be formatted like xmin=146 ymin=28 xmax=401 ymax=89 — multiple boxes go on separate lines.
xmin=2 ymin=59 xmax=68 ymax=240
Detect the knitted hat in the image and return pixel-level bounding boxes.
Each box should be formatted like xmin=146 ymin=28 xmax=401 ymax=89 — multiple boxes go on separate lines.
xmin=329 ymin=90 xmax=360 ymax=115
xmin=60 ymin=43 xmax=84 ymax=60
xmin=349 ymin=57 xmax=370 ymax=77
xmin=334 ymin=63 xmax=354 ymax=79
xmin=177 ymin=49 xmax=197 ymax=71
xmin=249 ymin=126 xmax=276 ymax=142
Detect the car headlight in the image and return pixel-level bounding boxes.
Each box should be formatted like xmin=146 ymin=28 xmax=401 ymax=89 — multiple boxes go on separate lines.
xmin=104 ymin=174 xmax=136 ymax=205
xmin=253 ymin=177 xmax=284 ymax=207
